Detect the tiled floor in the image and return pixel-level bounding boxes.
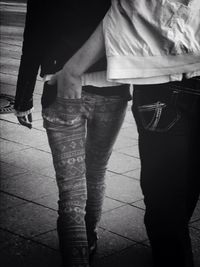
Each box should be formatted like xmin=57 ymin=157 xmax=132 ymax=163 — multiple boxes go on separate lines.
xmin=0 ymin=1 xmax=200 ymax=267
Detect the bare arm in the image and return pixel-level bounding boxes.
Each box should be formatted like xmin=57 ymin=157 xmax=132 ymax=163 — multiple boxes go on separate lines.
xmin=49 ymin=22 xmax=105 ymax=99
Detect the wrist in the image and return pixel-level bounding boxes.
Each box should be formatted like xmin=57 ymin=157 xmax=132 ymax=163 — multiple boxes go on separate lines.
xmin=62 ymin=22 xmax=105 ymax=77
xmin=63 ymin=62 xmax=83 ymax=78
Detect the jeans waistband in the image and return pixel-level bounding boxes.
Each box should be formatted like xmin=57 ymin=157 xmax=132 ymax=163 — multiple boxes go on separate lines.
xmin=134 ymin=76 xmax=200 ymax=95
xmin=171 ymin=76 xmax=200 ymax=94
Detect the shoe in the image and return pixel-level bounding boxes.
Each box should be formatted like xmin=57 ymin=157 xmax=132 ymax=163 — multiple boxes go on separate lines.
xmin=88 ymin=232 xmax=98 ymax=263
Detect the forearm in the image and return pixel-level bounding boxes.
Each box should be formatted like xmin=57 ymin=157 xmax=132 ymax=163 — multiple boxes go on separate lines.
xmin=15 ymin=0 xmax=44 ymax=112
xmin=63 ymin=22 xmax=105 ymax=76
xmin=14 ymin=59 xmax=38 ymax=111
xmin=49 ymin=21 xmax=106 ymax=99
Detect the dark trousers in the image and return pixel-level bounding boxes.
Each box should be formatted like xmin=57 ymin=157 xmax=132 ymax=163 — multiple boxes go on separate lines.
xmin=132 ymin=77 xmax=200 ymax=267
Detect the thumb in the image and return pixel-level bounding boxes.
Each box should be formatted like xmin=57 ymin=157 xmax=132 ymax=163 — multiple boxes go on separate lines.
xmin=48 ymin=72 xmax=59 ymax=85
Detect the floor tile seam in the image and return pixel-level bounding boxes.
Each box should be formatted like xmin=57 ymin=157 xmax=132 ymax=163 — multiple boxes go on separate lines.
xmin=0 ymin=81 xmax=16 ymax=88
xmin=129 ymin=203 xmax=145 ymax=211
xmin=137 ymin=240 xmax=150 ymax=247
xmin=102 ymin=203 xmax=127 ymax=214
xmin=0 ymin=117 xmax=45 ymax=132
xmin=0 ymin=161 xmax=29 ymax=175
xmin=123 ymin=175 xmax=140 ymax=181
xmin=106 ymin=172 xmax=140 ymax=182
xmin=0 ymin=190 xmax=58 ymax=212
xmin=99 ymin=226 xmax=138 ymax=246
xmin=0 ymin=162 xmax=55 ymax=181
xmin=114 ymin=150 xmax=140 ymax=159
xmin=123 ymin=167 xmax=141 ymax=176
xmin=0 ymin=40 xmax=22 ymax=48
xmin=114 ymin=240 xmax=150 ymax=252
xmin=0 ymin=146 xmax=31 ymax=155
xmin=131 ymin=198 xmax=144 ymax=203
xmin=99 ymin=226 xmax=146 ymax=244
xmin=105 ymin=170 xmax=119 ymax=176
xmin=104 ymin=195 xmax=125 ymax=203
xmin=0 ymin=53 xmax=21 ymax=58
xmin=0 ymin=2 xmax=26 ymax=7
xmin=0 ymin=71 xmax=18 ymax=77
xmin=113 ymin=144 xmax=136 ymax=150
xmin=0 ymin=160 xmax=56 ymax=180
xmin=26 ymin=146 xmax=51 ymax=154
xmin=106 ymin=168 xmax=139 ymax=177
xmin=115 ymin=145 xmax=139 ymax=153
xmin=105 ymin=195 xmax=145 ymax=207
xmin=113 ymin=152 xmax=140 ymax=160
xmin=0 ymin=194 xmax=27 ymax=211
xmin=0 ymin=44 xmax=22 ymax=51
xmin=32 ymin=127 xmax=46 ymax=132
xmin=0 ymin=135 xmax=51 ymax=154
xmin=31 ymin=170 xmax=55 ymax=180
xmin=0 ymin=35 xmax=22 ymax=40
xmin=0 ymin=157 xmax=52 ymax=171
xmin=0 ymin=173 xmax=29 ymax=181
xmin=32 ymin=228 xmax=57 ymax=239
xmin=104 ymin=196 xmax=142 ymax=208
xmin=116 ymin=136 xmax=138 ymax=142
xmin=116 ymin=143 xmax=139 ymax=150
xmin=0 ymin=54 xmax=20 ymax=60
xmin=0 ymin=226 xmax=59 ymax=252
xmin=94 ymin=243 xmax=138 ymax=261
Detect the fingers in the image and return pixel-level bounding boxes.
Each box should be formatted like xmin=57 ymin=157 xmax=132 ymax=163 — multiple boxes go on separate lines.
xmin=17 ymin=116 xmax=32 ymax=129
xmin=48 ymin=70 xmax=82 ymax=99
xmin=58 ymin=70 xmax=82 ymax=99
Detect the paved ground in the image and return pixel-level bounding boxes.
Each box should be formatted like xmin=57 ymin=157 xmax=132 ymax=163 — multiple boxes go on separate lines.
xmin=0 ymin=1 xmax=200 ymax=267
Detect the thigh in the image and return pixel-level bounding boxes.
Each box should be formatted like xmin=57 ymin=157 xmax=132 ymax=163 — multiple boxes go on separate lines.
xmin=85 ymin=96 xmax=127 ymax=166
xmin=42 ymin=96 xmax=87 ymax=194
xmin=132 ymin=78 xmax=200 ymax=217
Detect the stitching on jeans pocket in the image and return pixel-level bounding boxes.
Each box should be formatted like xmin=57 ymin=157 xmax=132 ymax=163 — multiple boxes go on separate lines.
xmin=171 ymin=87 xmax=200 ymax=113
xmin=42 ymin=99 xmax=83 ymax=126
xmin=138 ymin=102 xmax=165 ymax=131
xmin=42 ymin=111 xmax=82 ymax=126
xmin=138 ymin=101 xmax=180 ymax=132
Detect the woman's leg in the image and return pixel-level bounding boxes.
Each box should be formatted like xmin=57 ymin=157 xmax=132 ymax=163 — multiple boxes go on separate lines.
xmin=83 ymin=93 xmax=128 ymax=244
xmin=132 ymin=78 xmax=200 ymax=267
xmin=42 ymin=95 xmax=89 ymax=267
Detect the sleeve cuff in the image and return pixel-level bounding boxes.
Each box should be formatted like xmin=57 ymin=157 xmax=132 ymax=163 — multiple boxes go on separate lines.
xmin=14 ymin=107 xmax=34 ymax=117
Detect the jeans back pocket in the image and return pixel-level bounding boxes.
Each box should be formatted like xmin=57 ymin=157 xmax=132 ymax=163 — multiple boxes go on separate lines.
xmin=170 ymin=85 xmax=200 ymax=115
xmin=137 ymin=100 xmax=181 ymax=132
xmin=42 ymin=97 xmax=84 ymax=128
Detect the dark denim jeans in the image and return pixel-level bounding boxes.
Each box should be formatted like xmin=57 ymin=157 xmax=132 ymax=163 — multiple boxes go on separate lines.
xmin=132 ymin=77 xmax=200 ymax=267
xmin=42 ymin=87 xmax=127 ymax=267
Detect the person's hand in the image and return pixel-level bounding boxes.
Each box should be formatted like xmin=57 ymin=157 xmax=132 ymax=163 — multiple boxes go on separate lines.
xmin=17 ymin=113 xmax=32 ymax=129
xmin=48 ymin=67 xmax=82 ymax=99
